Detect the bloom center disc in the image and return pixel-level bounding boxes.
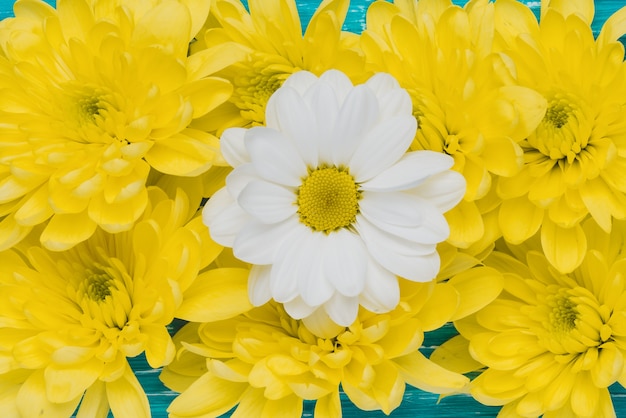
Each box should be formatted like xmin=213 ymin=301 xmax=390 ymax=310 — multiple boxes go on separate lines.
xmin=85 ymin=270 xmax=115 ymax=302
xmin=529 ymin=94 xmax=589 ymax=163
xmin=549 ymin=291 xmax=578 ymax=334
xmin=296 ymin=166 xmax=360 ymax=233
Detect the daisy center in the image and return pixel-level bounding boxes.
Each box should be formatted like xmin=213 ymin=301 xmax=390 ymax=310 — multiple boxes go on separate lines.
xmin=296 ymin=166 xmax=361 ymax=233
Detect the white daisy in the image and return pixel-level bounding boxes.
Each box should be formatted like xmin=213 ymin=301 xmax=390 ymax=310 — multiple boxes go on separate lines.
xmin=203 ymin=69 xmax=466 ymax=329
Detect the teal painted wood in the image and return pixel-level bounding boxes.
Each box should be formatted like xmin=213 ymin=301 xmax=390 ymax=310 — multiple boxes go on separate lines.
xmin=2 ymin=0 xmax=626 ymax=417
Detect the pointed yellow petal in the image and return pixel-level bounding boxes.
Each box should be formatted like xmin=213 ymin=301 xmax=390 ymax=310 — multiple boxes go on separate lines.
xmin=40 ymin=211 xmax=97 ymax=251
xmin=394 ymin=351 xmax=469 ymax=394
xmin=106 ymin=368 xmax=150 ymax=418
xmin=499 ymin=196 xmax=544 ymax=244
xmin=540 ymin=220 xmax=586 ymax=273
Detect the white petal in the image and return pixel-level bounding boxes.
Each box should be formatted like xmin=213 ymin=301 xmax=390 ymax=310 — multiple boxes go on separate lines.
xmin=303 ymin=82 xmax=339 ymax=165
xmin=359 ymin=193 xmax=450 ymax=244
xmin=225 ymin=163 xmax=258 ymax=199
xmin=359 ymin=258 xmax=400 ymax=314
xmin=411 ymin=170 xmax=466 ymax=213
xmin=328 ymin=85 xmax=379 ymax=166
xmin=365 ymin=73 xmax=413 ymax=120
xmin=270 ymin=227 xmax=312 ymax=302
xmin=281 ymin=70 xmax=319 ymax=96
xmin=233 ymin=216 xmax=301 ymax=265
xmin=318 ymin=69 xmax=354 ymax=104
xmin=202 ymin=187 xmax=233 ymax=226
xmin=283 ymin=295 xmax=317 ymax=319
xmin=237 ymin=180 xmax=297 ymax=224
xmin=297 ymin=232 xmax=334 ymax=307
xmin=245 ymin=127 xmax=307 ymax=186
xmin=207 ymin=202 xmax=249 ymax=247
xmin=360 ymin=151 xmax=454 ymax=192
xmin=220 ymin=127 xmax=249 ymax=167
xmin=267 ymin=86 xmax=318 ymax=167
xmin=356 ymin=217 xmax=441 ymax=282
xmin=323 ymin=229 xmax=367 ymax=297
xmin=323 ymin=292 xmax=359 ymax=327
xmin=349 ymin=115 xmax=417 ymax=182
xmin=248 ymin=265 xmax=272 ymax=306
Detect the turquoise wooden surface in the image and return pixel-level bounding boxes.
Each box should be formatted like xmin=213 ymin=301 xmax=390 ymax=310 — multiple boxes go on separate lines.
xmin=2 ymin=0 xmax=626 ymax=416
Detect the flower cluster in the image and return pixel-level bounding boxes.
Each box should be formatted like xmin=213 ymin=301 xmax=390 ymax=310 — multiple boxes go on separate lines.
xmin=1 ymin=0 xmax=626 ymax=417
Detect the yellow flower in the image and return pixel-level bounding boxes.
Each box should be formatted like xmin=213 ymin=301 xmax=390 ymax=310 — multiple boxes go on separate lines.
xmin=0 ymin=187 xmax=250 ymax=417
xmin=161 ymin=244 xmax=503 ymax=418
xmin=444 ymin=219 xmax=626 ymax=418
xmin=0 ymin=0 xmax=232 ymax=251
xmin=361 ymin=0 xmax=547 ymax=250
xmin=495 ymin=0 xmax=626 ymax=273
xmin=189 ymin=0 xmax=367 ymax=133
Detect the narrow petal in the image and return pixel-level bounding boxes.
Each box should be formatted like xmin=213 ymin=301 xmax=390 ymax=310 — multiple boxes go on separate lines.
xmin=297 ymin=231 xmax=334 ymax=307
xmin=179 ymin=268 xmax=253 ymax=322
xmin=40 ymin=211 xmax=97 ymax=251
xmin=411 ymin=170 xmax=466 ymax=213
xmin=323 ymin=229 xmax=367 ymax=297
xmin=323 ymin=292 xmax=359 ymax=327
xmin=356 ymin=218 xmax=440 ymax=282
xmin=303 ymin=81 xmax=340 ymax=165
xmin=359 ymin=194 xmax=450 ymax=245
xmin=349 ymin=115 xmax=417 ymax=182
xmin=267 ymin=86 xmax=319 ymax=167
xmin=394 ymin=351 xmax=469 ymax=394
xmin=359 ymin=151 xmax=454 ymax=192
xmin=359 ymin=258 xmax=400 ymax=314
xmin=76 ymin=380 xmax=109 ymax=418
xmin=329 ymin=85 xmax=379 ymax=166
xmin=279 ymin=70 xmax=319 ymax=96
xmin=248 ymin=265 xmax=273 ymax=306
xmin=245 ymin=127 xmax=307 ymax=186
xmin=233 ymin=216 xmax=301 ymax=265
xmin=168 ymin=372 xmax=246 ymax=417
xmin=221 ymin=127 xmax=250 ymax=167
xmin=17 ymin=371 xmax=81 ymax=418
xmin=106 ymin=368 xmax=150 ymax=418
xmin=45 ymin=361 xmax=102 ymax=403
xmin=318 ymin=69 xmax=354 ymax=103
xmin=540 ymin=220 xmax=587 ymax=274
xmin=283 ymin=295 xmax=317 ymax=319
xmin=237 ymin=180 xmax=297 ymax=224
xmin=226 ymin=163 xmax=258 ymax=199
xmin=204 ymin=192 xmax=249 ymax=247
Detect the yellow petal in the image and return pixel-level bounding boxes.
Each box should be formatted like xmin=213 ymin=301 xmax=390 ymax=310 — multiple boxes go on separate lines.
xmin=546 ymin=0 xmax=594 ymax=25
xmin=394 ymin=351 xmax=469 ymax=394
xmin=448 ymin=266 xmax=503 ymax=321
xmin=45 ymin=360 xmax=103 ymax=403
xmin=177 ymin=268 xmax=253 ymax=322
xmin=142 ymin=324 xmax=175 ymax=368
xmin=590 ymin=344 xmax=623 ymax=388
xmin=499 ymin=196 xmax=544 ymax=244
xmin=430 ymin=334 xmax=484 ymax=374
xmin=179 ymin=77 xmax=233 ymax=119
xmin=445 ymin=200 xmax=484 ymax=247
xmin=76 ymin=380 xmax=109 ymax=418
xmin=106 ymin=367 xmax=150 ymax=418
xmin=418 ymin=282 xmax=459 ymax=331
xmin=313 ymin=391 xmax=341 ymax=418
xmin=168 ymin=372 xmax=246 ymax=417
xmin=145 ymin=133 xmax=216 ymax=177
xmin=17 ymin=370 xmax=81 ymax=418
xmin=597 ymin=5 xmax=626 ymax=47
xmin=40 ymin=211 xmax=97 ymax=251
xmin=540 ymin=220 xmax=586 ymax=273
xmin=570 ymin=372 xmax=600 ymax=416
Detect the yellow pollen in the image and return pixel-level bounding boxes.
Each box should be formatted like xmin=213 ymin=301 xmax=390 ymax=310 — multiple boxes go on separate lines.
xmin=84 ymin=269 xmax=115 ymax=302
xmin=296 ymin=166 xmax=361 ymax=233
xmin=549 ymin=293 xmax=578 ymax=334
xmin=544 ymin=103 xmax=570 ymax=129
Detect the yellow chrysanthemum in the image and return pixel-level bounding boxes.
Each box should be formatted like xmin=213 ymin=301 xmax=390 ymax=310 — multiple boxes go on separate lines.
xmin=441 ymin=219 xmax=626 ymax=418
xmin=189 ymin=0 xmax=367 ymax=133
xmin=494 ymin=0 xmax=626 ymax=273
xmin=0 ymin=187 xmax=251 ymax=417
xmin=361 ymin=0 xmax=547 ymax=250
xmin=160 ymin=243 xmax=503 ymax=417
xmin=0 ymin=0 xmax=233 ymax=251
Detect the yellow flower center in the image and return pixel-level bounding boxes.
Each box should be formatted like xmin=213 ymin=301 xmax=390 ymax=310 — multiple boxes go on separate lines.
xmin=232 ymin=56 xmax=293 ymax=126
xmin=85 ymin=270 xmax=115 ymax=302
xmin=549 ymin=292 xmax=578 ymax=334
xmin=529 ymin=94 xmax=590 ymax=164
xmin=296 ymin=166 xmax=361 ymax=233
